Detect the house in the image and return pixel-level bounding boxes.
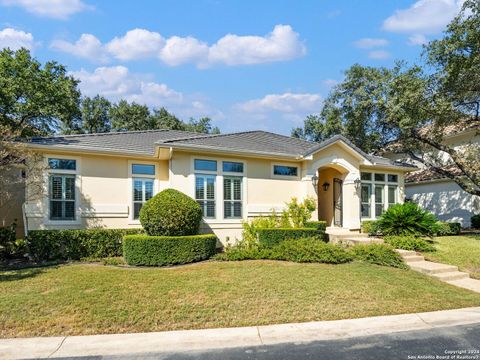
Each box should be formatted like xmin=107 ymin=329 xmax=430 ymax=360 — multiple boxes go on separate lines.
xmin=383 ymin=121 xmax=480 ymax=227
xmin=15 ymin=130 xmax=414 ymax=243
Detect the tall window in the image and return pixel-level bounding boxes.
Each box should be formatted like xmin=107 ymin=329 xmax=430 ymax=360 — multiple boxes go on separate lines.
xmin=195 ymin=174 xmax=216 ymax=218
xmin=132 ymin=178 xmax=154 ymax=219
xmin=361 ymin=184 xmax=371 ymax=218
xmin=388 ymin=186 xmax=397 ymax=208
xmin=375 ymin=186 xmax=384 ymax=217
xmin=360 ymin=172 xmax=399 ymax=219
xmin=224 ymin=177 xmax=242 ymax=218
xmin=48 ymin=158 xmax=77 ymax=221
xmin=49 ymin=175 xmax=76 ymax=220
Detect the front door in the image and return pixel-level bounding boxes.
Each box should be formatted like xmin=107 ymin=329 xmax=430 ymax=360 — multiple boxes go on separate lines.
xmin=333 ymin=178 xmax=343 ymax=227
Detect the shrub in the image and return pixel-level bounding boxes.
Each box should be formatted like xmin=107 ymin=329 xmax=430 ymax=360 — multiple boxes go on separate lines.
xmin=350 ymin=244 xmax=407 ymax=269
xmin=257 ymin=228 xmax=326 ymax=247
xmin=361 ymin=220 xmax=380 ymax=235
xmin=123 ymin=234 xmax=217 ymax=266
xmin=27 ymin=228 xmax=144 ymax=261
xmin=304 ymin=221 xmax=327 ymax=232
xmin=0 ymin=222 xmax=17 ymax=260
xmin=241 ymin=215 xmax=278 ymax=246
xmin=471 ymin=214 xmax=480 ymax=229
xmin=376 ymin=202 xmax=439 ymax=237
xmin=436 ymin=222 xmax=461 ymax=236
xmin=384 ymin=235 xmax=436 ymax=252
xmin=273 ymin=238 xmax=352 ymax=264
xmin=139 ymin=189 xmax=202 ymax=236
xmin=282 ymin=196 xmax=317 ymax=227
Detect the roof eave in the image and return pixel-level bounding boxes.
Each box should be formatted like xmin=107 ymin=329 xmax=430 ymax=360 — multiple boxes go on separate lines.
xmin=25 ymin=143 xmax=156 ymax=159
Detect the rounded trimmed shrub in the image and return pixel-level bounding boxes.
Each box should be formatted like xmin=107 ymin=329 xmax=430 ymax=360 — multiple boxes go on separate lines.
xmin=139 ymin=189 xmax=202 ymax=236
xmin=384 ymin=235 xmax=435 ymax=252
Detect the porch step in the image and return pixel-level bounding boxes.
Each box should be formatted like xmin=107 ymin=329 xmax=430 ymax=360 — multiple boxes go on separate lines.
xmin=447 ymin=278 xmax=480 ymax=292
xmin=340 ymin=237 xmax=384 ymax=245
xmin=432 ymin=271 xmax=470 ymax=281
xmin=408 ymin=261 xmax=458 ymax=275
xmin=395 ymin=249 xmax=416 ymax=257
xmin=402 ymin=255 xmax=425 ymax=263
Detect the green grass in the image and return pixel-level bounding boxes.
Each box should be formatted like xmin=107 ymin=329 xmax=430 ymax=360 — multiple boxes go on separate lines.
xmin=424 ymin=235 xmax=480 ymax=279
xmin=1 ymin=261 xmax=480 ymax=338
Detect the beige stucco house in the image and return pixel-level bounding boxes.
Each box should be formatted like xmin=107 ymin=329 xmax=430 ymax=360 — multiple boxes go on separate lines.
xmin=17 ymin=130 xmax=414 ymax=243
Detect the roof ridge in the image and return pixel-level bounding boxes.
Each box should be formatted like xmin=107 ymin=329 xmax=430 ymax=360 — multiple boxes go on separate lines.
xmin=160 ymin=130 xmax=265 ymax=144
xmin=33 ymin=129 xmax=172 ymax=140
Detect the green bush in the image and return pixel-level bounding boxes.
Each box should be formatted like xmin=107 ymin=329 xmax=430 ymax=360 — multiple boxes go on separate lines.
xmin=436 ymin=221 xmax=461 ymax=236
xmin=123 ymin=234 xmax=217 ymax=266
xmin=350 ymin=244 xmax=407 ymax=269
xmin=376 ymin=202 xmax=439 ymax=237
xmin=0 ymin=222 xmax=17 ymax=260
xmin=384 ymin=235 xmax=436 ymax=252
xmin=282 ymin=197 xmax=317 ymax=227
xmin=27 ymin=228 xmax=144 ymax=261
xmin=139 ymin=189 xmax=202 ymax=236
xmin=257 ymin=228 xmax=326 ymax=247
xmin=471 ymin=214 xmax=480 ymax=229
xmin=241 ymin=215 xmax=278 ymax=246
xmin=361 ymin=220 xmax=380 ymax=235
xmin=304 ymin=221 xmax=327 ymax=232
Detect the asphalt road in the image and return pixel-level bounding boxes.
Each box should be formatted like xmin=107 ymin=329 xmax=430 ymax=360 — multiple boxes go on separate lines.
xmin=52 ymin=323 xmax=480 ymax=360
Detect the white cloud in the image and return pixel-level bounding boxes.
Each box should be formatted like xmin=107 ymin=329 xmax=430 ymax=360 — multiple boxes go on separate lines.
xmin=106 ymin=28 xmax=165 ymax=61
xmin=368 ymin=50 xmax=390 ymax=60
xmin=208 ymin=25 xmax=306 ymax=66
xmin=51 ymin=24 xmax=306 ymax=67
xmin=50 ymin=34 xmax=108 ymax=63
xmin=0 ymin=27 xmax=34 ymax=51
xmin=354 ymin=38 xmax=388 ymax=49
xmin=159 ymin=36 xmax=209 ymax=66
xmin=408 ymin=34 xmax=428 ymax=46
xmin=0 ymin=0 xmax=91 ymax=19
xmin=237 ymin=92 xmax=322 ymax=113
xmin=383 ymin=0 xmax=464 ymax=34
xmin=70 ymin=66 xmax=220 ymax=120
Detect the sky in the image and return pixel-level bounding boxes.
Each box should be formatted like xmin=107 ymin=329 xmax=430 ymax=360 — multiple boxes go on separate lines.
xmin=0 ymin=0 xmax=465 ymax=135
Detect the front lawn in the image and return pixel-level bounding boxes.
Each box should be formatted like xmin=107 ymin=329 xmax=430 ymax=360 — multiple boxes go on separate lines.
xmin=1 ymin=261 xmax=479 ymax=338
xmin=424 ymin=235 xmax=480 ymax=279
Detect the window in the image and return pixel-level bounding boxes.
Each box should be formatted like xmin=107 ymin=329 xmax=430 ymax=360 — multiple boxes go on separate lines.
xmin=195 ymin=174 xmax=215 ymax=218
xmin=223 ymin=161 xmax=243 ymax=173
xmin=388 ymin=186 xmax=397 ymax=208
xmin=361 ymin=184 xmax=371 ymax=218
xmin=224 ymin=177 xmax=242 ymax=218
xmin=375 ymin=186 xmax=384 ymax=217
xmin=132 ymin=164 xmax=155 ymax=175
xmin=388 ymin=174 xmax=398 ymax=183
xmin=49 ymin=175 xmax=75 ymax=220
xmin=360 ymin=172 xmax=372 ymax=181
xmin=374 ymin=173 xmax=385 ymax=182
xmin=273 ymin=165 xmax=298 ymax=176
xmin=132 ymin=178 xmax=154 ymax=219
xmin=194 ymin=159 xmax=217 ymax=172
xmin=48 ymin=158 xmax=76 ymax=170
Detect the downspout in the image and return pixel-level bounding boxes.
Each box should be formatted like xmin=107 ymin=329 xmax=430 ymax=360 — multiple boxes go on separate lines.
xmin=22 ymin=202 xmax=28 ymax=237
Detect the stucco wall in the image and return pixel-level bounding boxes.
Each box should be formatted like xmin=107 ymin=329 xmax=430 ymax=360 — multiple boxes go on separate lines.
xmin=406 ymin=180 xmax=480 ymax=227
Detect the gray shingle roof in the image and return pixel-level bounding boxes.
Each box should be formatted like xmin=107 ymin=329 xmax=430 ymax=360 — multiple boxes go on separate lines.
xmin=28 ymin=129 xmax=413 ymax=168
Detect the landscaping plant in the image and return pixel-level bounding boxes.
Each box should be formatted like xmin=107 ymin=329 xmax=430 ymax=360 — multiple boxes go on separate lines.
xmin=384 ymin=236 xmax=436 ymax=252
xmin=139 ymin=189 xmax=202 ymax=236
xmin=350 ymin=244 xmax=407 ymax=269
xmin=375 ymin=202 xmax=439 ymax=237
xmin=436 ymin=222 xmax=461 ymax=236
xmin=281 ymin=196 xmax=317 ymax=227
xmin=471 ymin=214 xmax=480 ymax=229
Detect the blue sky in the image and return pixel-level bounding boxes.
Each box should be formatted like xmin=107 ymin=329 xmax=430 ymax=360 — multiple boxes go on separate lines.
xmin=0 ymin=0 xmax=464 ymax=134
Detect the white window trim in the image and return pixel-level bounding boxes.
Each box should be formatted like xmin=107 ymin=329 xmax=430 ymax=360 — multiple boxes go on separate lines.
xmin=360 ymin=171 xmax=400 ymax=220
xmin=190 ymin=156 xmax=247 ymax=223
xmin=271 ymin=162 xmax=300 ymax=180
xmin=128 ymin=160 xmax=160 ymax=224
xmin=223 ymin=175 xmax=243 ymax=219
xmin=43 ymin=154 xmax=82 ymax=225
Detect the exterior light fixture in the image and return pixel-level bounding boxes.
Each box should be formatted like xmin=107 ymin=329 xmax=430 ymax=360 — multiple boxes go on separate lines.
xmin=311 ymin=174 xmax=319 ymax=188
xmin=322 ymin=182 xmax=330 ymax=191
xmin=354 ymin=178 xmax=362 ymax=190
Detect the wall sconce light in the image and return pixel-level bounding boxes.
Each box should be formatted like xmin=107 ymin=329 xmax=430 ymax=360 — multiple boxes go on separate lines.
xmin=354 ymin=178 xmax=362 ymax=190
xmin=322 ymin=182 xmax=330 ymax=191
xmin=311 ymin=174 xmax=319 ymax=188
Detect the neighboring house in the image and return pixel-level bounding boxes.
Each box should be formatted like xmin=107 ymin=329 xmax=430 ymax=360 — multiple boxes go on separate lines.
xmin=383 ymin=121 xmax=480 ymax=227
xmin=15 ymin=130 xmax=413 ymax=243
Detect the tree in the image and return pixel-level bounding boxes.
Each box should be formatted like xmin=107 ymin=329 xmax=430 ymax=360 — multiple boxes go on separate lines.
xmin=185 ymin=117 xmax=220 ymax=134
xmin=110 ymin=100 xmax=153 ymax=131
xmin=77 ymin=95 xmax=111 ymax=134
xmin=0 ymin=48 xmax=81 ymax=137
xmin=151 ymin=107 xmax=185 ymax=130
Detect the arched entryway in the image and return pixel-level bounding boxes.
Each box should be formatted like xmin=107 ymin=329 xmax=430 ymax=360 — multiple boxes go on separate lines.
xmin=317 ymin=165 xmax=349 ymax=227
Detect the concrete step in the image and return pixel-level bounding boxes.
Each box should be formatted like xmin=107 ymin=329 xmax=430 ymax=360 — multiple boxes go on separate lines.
xmin=447 ymin=278 xmax=480 ymax=292
xmin=396 ymin=249 xmax=417 ymax=257
xmin=409 ymin=261 xmax=458 ymax=275
xmin=432 ymin=271 xmax=470 ymax=281
xmin=403 ymin=255 xmax=425 ymax=263
xmin=335 ymin=237 xmax=384 ymax=245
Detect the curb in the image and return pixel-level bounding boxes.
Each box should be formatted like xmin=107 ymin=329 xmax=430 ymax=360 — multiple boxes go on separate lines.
xmin=1 ymin=307 xmax=480 ymax=359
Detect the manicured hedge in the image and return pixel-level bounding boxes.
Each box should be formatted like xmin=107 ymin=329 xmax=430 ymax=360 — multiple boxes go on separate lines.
xmin=123 ymin=234 xmax=218 ymax=266
xmin=304 ymin=221 xmax=327 ymax=232
xmin=257 ymin=228 xmax=326 ymax=247
xmin=383 ymin=235 xmax=436 ymax=252
xmin=436 ymin=222 xmax=461 ymax=236
xmin=27 ymin=228 xmax=144 ymax=261
xmin=471 ymin=214 xmax=480 ymax=229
